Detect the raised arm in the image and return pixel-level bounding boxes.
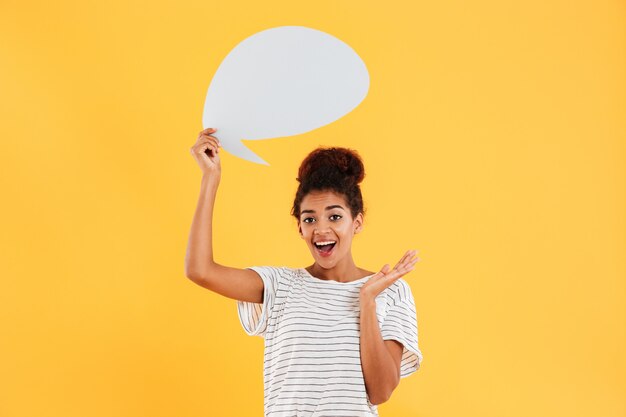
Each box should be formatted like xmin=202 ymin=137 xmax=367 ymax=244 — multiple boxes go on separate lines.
xmin=185 ymin=128 xmax=264 ymax=304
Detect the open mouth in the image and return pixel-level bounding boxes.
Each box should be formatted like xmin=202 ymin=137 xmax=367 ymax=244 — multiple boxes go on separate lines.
xmin=314 ymin=241 xmax=337 ymax=255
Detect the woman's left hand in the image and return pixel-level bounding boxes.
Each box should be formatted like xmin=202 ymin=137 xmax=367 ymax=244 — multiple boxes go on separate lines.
xmin=359 ymin=249 xmax=420 ymax=303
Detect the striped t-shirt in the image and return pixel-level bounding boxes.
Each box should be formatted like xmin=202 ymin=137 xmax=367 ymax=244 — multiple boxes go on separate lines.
xmin=237 ymin=266 xmax=423 ymax=417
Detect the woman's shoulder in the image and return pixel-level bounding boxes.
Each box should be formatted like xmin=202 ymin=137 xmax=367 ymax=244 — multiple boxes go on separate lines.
xmin=388 ymin=277 xmax=415 ymax=303
xmin=250 ymin=265 xmax=306 ymax=279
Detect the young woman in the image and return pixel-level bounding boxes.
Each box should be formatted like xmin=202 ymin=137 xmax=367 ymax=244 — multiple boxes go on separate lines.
xmin=185 ymin=127 xmax=423 ymax=416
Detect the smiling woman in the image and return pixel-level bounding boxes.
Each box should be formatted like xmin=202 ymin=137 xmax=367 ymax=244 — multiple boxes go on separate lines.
xmin=185 ymin=138 xmax=423 ymax=416
xmin=291 ymin=147 xmax=371 ymax=281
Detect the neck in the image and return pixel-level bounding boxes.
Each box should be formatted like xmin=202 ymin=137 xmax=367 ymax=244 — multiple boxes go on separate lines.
xmin=307 ymin=253 xmax=366 ymax=282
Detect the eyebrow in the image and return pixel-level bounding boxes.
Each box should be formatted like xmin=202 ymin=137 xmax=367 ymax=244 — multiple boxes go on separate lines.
xmin=301 ymin=205 xmax=345 ymax=215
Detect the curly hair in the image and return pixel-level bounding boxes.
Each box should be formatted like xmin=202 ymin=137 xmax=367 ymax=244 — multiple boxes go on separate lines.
xmin=291 ymin=146 xmax=366 ymax=222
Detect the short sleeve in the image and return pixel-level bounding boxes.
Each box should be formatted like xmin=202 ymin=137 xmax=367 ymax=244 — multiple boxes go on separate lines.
xmin=381 ymin=280 xmax=423 ymax=378
xmin=236 ymin=265 xmax=284 ymax=338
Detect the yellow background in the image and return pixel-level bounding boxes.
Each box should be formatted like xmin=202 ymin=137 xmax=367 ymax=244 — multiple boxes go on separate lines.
xmin=1 ymin=0 xmax=624 ymax=416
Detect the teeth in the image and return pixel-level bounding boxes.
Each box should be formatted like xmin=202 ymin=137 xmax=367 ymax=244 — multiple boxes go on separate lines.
xmin=315 ymin=241 xmax=336 ymax=246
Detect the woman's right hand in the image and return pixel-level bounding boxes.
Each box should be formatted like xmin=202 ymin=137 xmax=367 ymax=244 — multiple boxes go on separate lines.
xmin=190 ymin=127 xmax=221 ymax=178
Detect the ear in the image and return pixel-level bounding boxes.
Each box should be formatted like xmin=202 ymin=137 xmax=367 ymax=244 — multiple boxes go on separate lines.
xmin=298 ymin=222 xmax=304 ymax=238
xmin=353 ymin=212 xmax=364 ymax=234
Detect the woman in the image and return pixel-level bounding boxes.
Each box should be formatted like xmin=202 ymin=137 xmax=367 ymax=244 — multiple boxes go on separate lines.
xmin=185 ymin=127 xmax=423 ymax=416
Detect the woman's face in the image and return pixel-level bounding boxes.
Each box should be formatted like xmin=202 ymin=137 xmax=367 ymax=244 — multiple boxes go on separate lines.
xmin=298 ymin=190 xmax=363 ymax=267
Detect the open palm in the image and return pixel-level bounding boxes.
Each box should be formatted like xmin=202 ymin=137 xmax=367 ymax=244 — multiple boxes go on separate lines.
xmin=360 ymin=249 xmax=420 ymax=301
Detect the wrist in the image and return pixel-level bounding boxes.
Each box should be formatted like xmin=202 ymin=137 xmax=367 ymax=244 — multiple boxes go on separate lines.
xmin=359 ymin=295 xmax=376 ymax=309
xmin=201 ymin=173 xmax=220 ymax=185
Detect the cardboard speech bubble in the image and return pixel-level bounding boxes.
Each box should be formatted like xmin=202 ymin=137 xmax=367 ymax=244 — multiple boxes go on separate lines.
xmin=202 ymin=25 xmax=370 ymax=165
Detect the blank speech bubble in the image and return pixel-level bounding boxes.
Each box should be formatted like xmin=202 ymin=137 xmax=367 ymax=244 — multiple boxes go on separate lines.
xmin=202 ymin=25 xmax=370 ymax=165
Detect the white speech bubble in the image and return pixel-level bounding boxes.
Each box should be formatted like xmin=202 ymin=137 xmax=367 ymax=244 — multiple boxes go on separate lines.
xmin=202 ymin=25 xmax=370 ymax=165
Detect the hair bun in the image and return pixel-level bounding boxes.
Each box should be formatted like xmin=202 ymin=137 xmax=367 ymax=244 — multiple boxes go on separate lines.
xmin=297 ymin=147 xmax=365 ymax=187
xmin=292 ymin=146 xmax=367 ymax=221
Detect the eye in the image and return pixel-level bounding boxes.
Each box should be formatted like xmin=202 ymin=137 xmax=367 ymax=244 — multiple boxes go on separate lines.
xmin=330 ymin=214 xmax=342 ymax=221
xmin=303 ymin=217 xmax=314 ymax=223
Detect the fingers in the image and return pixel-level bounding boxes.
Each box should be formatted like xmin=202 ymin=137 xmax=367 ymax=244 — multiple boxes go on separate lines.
xmin=198 ymin=132 xmax=220 ymax=143
xmin=386 ymin=250 xmax=420 ymax=279
xmin=199 ymin=139 xmax=219 ymax=155
xmin=191 ymin=128 xmax=221 ymax=156
xmin=198 ymin=128 xmax=218 ymax=138
xmin=370 ymin=265 xmax=390 ymax=285
xmin=365 ymin=253 xmax=420 ymax=297
xmin=197 ymin=135 xmax=220 ymax=148
xmin=191 ymin=140 xmax=219 ymax=157
xmin=378 ymin=250 xmax=420 ymax=278
xmin=198 ymin=127 xmax=218 ymax=136
xmin=392 ymin=249 xmax=418 ymax=271
xmin=197 ymin=128 xmax=221 ymax=146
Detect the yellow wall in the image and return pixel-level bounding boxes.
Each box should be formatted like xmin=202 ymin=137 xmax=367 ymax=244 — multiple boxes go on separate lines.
xmin=1 ymin=1 xmax=624 ymax=416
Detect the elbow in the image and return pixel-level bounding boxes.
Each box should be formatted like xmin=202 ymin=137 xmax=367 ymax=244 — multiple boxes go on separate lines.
xmin=184 ymin=266 xmax=199 ymax=280
xmin=185 ymin=271 xmax=215 ymax=291
xmin=185 ymin=261 xmax=216 ymax=282
xmin=369 ymin=393 xmax=391 ymax=406
xmin=185 ymin=251 xmax=216 ymax=280
xmin=369 ymin=388 xmax=395 ymax=406
xmin=185 ymin=267 xmax=208 ymax=283
xmin=185 ymin=263 xmax=220 ymax=286
xmin=185 ymin=265 xmax=199 ymax=279
xmin=369 ymin=381 xmax=399 ymax=405
xmin=186 ymin=270 xmax=209 ymax=283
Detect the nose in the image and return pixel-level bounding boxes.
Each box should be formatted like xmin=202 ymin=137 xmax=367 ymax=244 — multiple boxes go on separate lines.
xmin=314 ymin=225 xmax=331 ymax=235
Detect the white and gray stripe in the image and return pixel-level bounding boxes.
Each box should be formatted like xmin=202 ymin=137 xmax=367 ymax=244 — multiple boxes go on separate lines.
xmin=237 ymin=266 xmax=423 ymax=417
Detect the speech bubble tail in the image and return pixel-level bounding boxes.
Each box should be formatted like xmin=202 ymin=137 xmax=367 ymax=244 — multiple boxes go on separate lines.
xmin=223 ymin=139 xmax=270 ymax=166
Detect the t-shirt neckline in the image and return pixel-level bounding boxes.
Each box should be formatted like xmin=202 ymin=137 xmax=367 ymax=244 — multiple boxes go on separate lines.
xmin=299 ymin=268 xmax=375 ymax=284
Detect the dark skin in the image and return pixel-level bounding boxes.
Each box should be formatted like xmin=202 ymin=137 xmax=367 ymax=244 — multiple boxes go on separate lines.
xmin=195 ymin=127 xmax=420 ymax=404
xmin=299 ymin=190 xmax=375 ymax=282
xmin=298 ymin=189 xmax=420 ymax=404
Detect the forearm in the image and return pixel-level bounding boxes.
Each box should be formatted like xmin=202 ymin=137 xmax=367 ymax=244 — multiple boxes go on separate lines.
xmin=359 ymin=297 xmax=399 ymax=405
xmin=185 ymin=175 xmax=219 ymax=278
